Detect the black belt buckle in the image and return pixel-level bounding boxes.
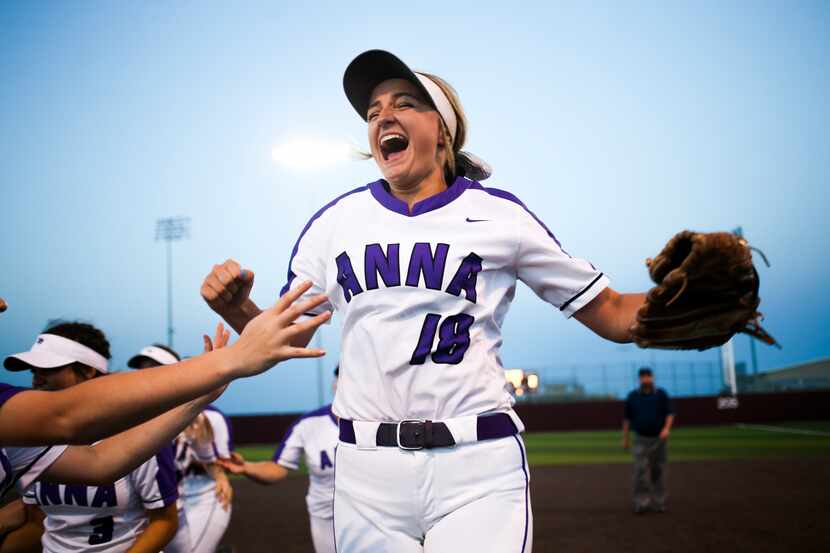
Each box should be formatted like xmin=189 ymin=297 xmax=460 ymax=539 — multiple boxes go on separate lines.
xmin=397 ymin=419 xmax=427 ymax=450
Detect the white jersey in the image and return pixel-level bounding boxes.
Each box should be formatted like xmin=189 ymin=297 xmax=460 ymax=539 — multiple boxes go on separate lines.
xmin=281 ymin=177 xmax=609 ymax=422
xmin=175 ymin=405 xmax=233 ymax=499
xmin=23 ymin=444 xmax=178 ymax=553
xmin=272 ymin=405 xmax=338 ymax=518
xmin=0 ymin=384 xmax=68 ymax=499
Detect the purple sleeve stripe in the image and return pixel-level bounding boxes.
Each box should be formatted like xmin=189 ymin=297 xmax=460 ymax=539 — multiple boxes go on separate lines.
xmin=0 ymin=384 xmax=25 ymax=407
xmin=467 ymin=181 xmax=568 ymax=253
xmin=151 ymin=444 xmax=179 ymax=506
xmin=279 ymin=185 xmax=370 ymax=297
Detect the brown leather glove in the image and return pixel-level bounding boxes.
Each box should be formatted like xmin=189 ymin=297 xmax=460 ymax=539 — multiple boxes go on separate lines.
xmin=631 ymin=231 xmax=779 ymax=350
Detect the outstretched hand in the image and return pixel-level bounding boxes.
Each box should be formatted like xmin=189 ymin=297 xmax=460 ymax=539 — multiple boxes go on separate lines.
xmin=0 ymin=297 xmax=7 ymax=313
xmin=204 ymin=322 xmax=231 ymax=353
xmin=217 ymin=451 xmax=247 ymax=475
xmin=228 ymin=281 xmax=330 ymax=378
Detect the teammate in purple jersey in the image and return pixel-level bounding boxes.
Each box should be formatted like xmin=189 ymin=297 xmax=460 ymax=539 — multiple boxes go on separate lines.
xmin=0 ymin=283 xmax=331 ymax=450
xmin=203 ymin=50 xmax=650 ymax=552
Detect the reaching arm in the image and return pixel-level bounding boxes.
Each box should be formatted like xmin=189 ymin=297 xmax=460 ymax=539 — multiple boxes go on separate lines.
xmin=124 ymin=504 xmax=178 ymax=553
xmin=0 ymin=503 xmax=44 ymax=553
xmin=219 ymin=453 xmax=290 ymax=485
xmin=0 ymin=500 xmax=26 ymax=539
xmin=40 ymin=392 xmax=215 ymax=485
xmin=205 ymin=463 xmax=234 ymax=510
xmin=574 ymin=288 xmax=646 ymax=343
xmin=0 ymin=282 xmax=330 ymax=447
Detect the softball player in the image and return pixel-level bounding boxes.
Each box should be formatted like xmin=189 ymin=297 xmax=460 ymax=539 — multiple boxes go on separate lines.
xmin=202 ymin=50 xmax=648 ymax=552
xmin=128 ymin=326 xmax=234 ymax=553
xmin=173 ymin=406 xmax=234 ymax=553
xmin=220 ymin=367 xmax=340 ymax=553
xmin=10 ymin=322 xmax=180 ymax=553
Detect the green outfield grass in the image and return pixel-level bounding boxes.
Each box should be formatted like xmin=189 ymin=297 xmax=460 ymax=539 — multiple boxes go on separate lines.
xmin=235 ymin=421 xmax=830 ymax=468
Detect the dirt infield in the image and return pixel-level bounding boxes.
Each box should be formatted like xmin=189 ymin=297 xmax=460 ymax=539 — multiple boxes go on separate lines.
xmin=223 ymin=457 xmax=830 ymax=553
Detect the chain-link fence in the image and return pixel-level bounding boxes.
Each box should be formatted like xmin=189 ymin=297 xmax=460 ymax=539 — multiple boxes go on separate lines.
xmin=513 ymin=361 xmax=727 ymax=402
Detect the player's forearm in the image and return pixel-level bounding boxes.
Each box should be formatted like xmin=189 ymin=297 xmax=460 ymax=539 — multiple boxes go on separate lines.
xmin=575 ymin=289 xmax=646 ymax=344
xmin=223 ymin=299 xmax=262 ymax=335
xmin=44 ymin=395 xmax=213 ymax=485
xmin=0 ymin=501 xmax=26 ymax=537
xmin=662 ymin=415 xmax=675 ymax=433
xmin=243 ymin=461 xmax=289 ymax=485
xmin=124 ymin=505 xmax=178 ymax=553
xmin=0 ymin=349 xmax=239 ymax=447
xmin=0 ymin=512 xmax=43 ymax=553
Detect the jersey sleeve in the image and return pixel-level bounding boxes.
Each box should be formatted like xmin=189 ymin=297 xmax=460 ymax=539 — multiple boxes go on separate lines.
xmin=271 ymin=418 xmax=305 ymax=471
xmin=202 ymin=410 xmax=233 ymax=460
xmin=514 ymin=204 xmax=609 ymax=318
xmin=130 ymin=443 xmax=179 ymax=510
xmin=279 ymin=201 xmax=339 ymax=319
xmin=8 ymin=444 xmax=68 ymax=494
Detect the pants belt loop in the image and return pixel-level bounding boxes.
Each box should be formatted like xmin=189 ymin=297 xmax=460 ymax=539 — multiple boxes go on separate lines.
xmin=424 ymin=420 xmax=434 ymax=449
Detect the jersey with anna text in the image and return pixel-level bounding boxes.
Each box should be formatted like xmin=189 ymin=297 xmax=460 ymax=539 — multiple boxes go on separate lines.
xmin=0 ymin=384 xmax=68 ymax=500
xmin=272 ymin=405 xmax=338 ymax=518
xmin=281 ymin=177 xmax=609 ymax=422
xmin=23 ymin=444 xmax=178 ymax=553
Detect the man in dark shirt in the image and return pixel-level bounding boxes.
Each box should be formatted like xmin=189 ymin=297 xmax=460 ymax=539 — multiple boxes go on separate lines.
xmin=623 ymin=367 xmax=674 ymax=513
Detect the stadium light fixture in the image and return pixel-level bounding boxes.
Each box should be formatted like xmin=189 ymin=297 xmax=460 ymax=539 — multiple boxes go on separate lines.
xmin=155 ymin=217 xmax=191 ymax=348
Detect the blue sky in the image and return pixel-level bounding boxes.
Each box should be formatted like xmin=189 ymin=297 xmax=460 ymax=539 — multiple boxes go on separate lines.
xmin=1 ymin=1 xmax=828 ymax=414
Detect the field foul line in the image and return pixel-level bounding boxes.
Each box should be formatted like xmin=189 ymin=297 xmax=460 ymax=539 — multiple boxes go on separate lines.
xmin=735 ymin=423 xmax=830 ymax=437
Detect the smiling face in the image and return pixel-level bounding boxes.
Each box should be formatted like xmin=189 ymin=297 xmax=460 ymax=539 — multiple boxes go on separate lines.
xmin=367 ymin=79 xmax=447 ymax=189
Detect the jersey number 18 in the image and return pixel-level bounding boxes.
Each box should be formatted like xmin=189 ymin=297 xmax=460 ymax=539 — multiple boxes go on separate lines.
xmin=410 ymin=313 xmax=474 ymax=365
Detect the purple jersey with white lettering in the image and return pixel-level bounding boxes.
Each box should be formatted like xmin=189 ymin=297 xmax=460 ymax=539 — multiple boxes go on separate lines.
xmin=0 ymin=384 xmax=68 ymax=499
xmin=281 ymin=177 xmax=609 ymax=421
xmin=24 ymin=443 xmax=178 ymax=553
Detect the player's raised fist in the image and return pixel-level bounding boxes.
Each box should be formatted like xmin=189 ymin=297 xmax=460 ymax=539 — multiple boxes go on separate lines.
xmin=200 ymin=259 xmax=255 ymax=315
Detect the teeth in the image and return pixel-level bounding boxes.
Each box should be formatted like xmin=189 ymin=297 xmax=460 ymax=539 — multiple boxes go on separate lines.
xmin=380 ymin=133 xmax=406 ymax=145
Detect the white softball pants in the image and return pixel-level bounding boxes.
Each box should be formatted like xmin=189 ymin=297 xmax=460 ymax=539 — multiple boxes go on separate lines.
xmin=184 ymin=489 xmax=231 ymax=553
xmin=309 ymin=514 xmax=335 ymax=553
xmin=333 ymin=435 xmax=532 ymax=553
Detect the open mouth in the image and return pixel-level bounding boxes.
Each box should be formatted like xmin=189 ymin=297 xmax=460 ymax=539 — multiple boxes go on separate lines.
xmin=379 ymin=133 xmax=409 ymax=162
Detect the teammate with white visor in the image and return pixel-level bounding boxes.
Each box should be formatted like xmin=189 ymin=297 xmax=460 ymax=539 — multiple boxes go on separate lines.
xmin=10 ymin=321 xmax=180 ymax=553
xmin=0 ymin=284 xmax=330 ymax=548
xmin=201 ymin=50 xmax=650 ymax=552
xmin=220 ymin=366 xmax=340 ymax=553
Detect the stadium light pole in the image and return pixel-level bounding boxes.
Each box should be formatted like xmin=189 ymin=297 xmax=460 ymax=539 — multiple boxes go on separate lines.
xmin=155 ymin=217 xmax=191 ymax=349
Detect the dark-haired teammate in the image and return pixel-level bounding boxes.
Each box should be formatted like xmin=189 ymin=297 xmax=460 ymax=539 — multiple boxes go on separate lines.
xmin=12 ymin=322 xmax=179 ymax=553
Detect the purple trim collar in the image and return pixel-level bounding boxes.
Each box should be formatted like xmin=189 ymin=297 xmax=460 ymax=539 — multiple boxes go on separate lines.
xmin=368 ymin=176 xmax=472 ymax=217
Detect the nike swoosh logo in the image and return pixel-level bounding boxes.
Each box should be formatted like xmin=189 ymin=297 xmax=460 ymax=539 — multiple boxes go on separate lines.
xmin=465 ymin=217 xmax=490 ymax=223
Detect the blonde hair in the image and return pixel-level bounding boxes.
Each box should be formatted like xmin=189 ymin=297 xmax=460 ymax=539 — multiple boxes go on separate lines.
xmin=358 ymin=73 xmax=468 ymax=185
xmin=419 ymin=72 xmax=467 ymax=184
